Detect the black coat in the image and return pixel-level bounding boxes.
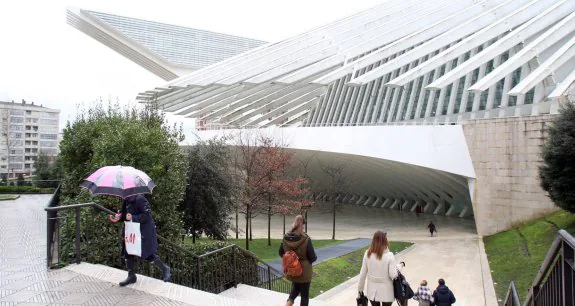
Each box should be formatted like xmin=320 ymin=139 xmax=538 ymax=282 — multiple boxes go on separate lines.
xmin=121 ymin=194 xmax=158 ymax=260
xmin=432 ymin=285 xmax=456 ymax=306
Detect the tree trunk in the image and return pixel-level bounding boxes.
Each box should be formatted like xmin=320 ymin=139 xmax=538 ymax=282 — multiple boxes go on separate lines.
xmin=332 ymin=201 xmax=336 ymax=240
xmin=192 ymin=232 xmax=196 ymax=244
xmin=235 ymin=206 xmax=239 ymax=239
xmin=250 ymin=215 xmax=253 ymax=241
xmin=268 ymin=204 xmax=271 ymax=246
xmin=245 ymin=205 xmax=250 ymax=250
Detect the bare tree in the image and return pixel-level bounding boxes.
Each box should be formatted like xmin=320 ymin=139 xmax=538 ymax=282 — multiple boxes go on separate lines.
xmin=317 ymin=160 xmax=350 ymax=240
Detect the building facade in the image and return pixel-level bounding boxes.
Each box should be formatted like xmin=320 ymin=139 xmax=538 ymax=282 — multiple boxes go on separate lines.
xmin=0 ymin=100 xmax=60 ymax=178
xmin=81 ymin=0 xmax=575 ymax=235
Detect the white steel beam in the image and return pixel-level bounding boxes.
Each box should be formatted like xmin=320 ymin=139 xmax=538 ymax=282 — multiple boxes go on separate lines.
xmin=469 ymin=11 xmax=575 ymax=92
xmin=509 ymin=35 xmax=575 ymax=95
xmin=549 ymin=69 xmax=575 ymax=99
xmin=388 ymin=0 xmax=558 ymax=87
xmin=349 ymin=0 xmax=534 ymax=85
xmin=428 ymin=0 xmax=574 ymax=90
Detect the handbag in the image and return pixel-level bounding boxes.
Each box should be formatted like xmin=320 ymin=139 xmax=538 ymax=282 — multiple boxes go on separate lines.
xmin=356 ymin=291 xmax=368 ymax=306
xmin=393 ymin=271 xmax=414 ymax=301
xmin=124 ymin=221 xmax=142 ymax=257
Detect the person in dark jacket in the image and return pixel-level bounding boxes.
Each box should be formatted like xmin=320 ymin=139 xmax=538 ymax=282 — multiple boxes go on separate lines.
xmin=109 ymin=194 xmax=171 ymax=286
xmin=279 ymin=215 xmax=317 ymax=306
xmin=432 ymin=278 xmax=456 ymax=306
xmin=428 ymin=221 xmax=437 ymax=237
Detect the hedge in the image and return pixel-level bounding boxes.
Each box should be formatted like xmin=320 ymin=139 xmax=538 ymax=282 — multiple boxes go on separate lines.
xmin=0 ymin=186 xmax=55 ymax=194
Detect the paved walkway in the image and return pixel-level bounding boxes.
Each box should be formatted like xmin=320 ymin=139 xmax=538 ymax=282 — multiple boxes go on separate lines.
xmin=0 ymin=195 xmax=190 ymax=306
xmin=267 ymin=238 xmax=371 ymax=271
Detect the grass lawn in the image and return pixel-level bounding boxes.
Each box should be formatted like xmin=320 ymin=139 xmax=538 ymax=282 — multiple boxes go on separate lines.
xmin=185 ymin=237 xmax=346 ymax=262
xmin=484 ymin=210 xmax=575 ymax=303
xmin=0 ymin=194 xmax=19 ymax=200
xmin=309 ymin=241 xmax=412 ymax=298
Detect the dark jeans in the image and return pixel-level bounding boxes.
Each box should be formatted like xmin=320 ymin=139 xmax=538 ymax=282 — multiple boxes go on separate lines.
xmin=288 ymin=282 xmax=310 ymax=306
xmin=369 ymin=301 xmax=392 ymax=306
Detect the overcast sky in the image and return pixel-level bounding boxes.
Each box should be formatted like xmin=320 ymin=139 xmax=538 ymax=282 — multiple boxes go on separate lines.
xmin=0 ymin=0 xmax=382 ymax=134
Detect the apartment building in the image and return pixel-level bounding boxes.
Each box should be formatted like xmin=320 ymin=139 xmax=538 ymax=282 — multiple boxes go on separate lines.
xmin=0 ymin=100 xmax=60 ymax=178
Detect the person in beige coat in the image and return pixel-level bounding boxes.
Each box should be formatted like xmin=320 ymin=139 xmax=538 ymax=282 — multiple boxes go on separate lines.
xmin=358 ymin=231 xmax=402 ymax=306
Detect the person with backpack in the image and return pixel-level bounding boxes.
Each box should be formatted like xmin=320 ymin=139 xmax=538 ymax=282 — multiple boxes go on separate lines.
xmin=358 ymin=231 xmax=403 ymax=306
xmin=432 ymin=278 xmax=456 ymax=306
xmin=278 ymin=215 xmax=317 ymax=306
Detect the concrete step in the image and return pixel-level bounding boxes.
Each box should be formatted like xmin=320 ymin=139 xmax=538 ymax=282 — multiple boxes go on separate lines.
xmin=65 ymin=262 xmax=260 ymax=306
xmin=219 ymin=284 xmax=343 ymax=306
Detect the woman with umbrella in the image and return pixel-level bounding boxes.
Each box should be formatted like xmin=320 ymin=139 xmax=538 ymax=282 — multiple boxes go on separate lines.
xmin=82 ymin=166 xmax=171 ymax=286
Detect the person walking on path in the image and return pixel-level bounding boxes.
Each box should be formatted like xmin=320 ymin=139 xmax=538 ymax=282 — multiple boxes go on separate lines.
xmin=415 ymin=204 xmax=422 ymax=217
xmin=358 ymin=231 xmax=403 ymax=306
xmin=432 ymin=278 xmax=456 ymax=306
xmin=109 ymin=194 xmax=172 ymax=286
xmin=413 ymin=280 xmax=434 ymax=306
xmin=428 ymin=221 xmax=437 ymax=237
xmin=279 ymin=215 xmax=317 ymax=306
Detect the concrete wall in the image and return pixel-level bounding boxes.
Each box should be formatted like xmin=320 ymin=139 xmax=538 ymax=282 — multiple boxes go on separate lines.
xmin=462 ymin=115 xmax=558 ymax=236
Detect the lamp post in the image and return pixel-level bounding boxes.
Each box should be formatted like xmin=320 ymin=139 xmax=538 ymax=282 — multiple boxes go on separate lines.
xmin=301 ymin=205 xmax=312 ymax=233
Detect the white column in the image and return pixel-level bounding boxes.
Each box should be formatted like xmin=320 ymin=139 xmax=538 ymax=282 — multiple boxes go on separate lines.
xmin=401 ymin=200 xmax=414 ymax=211
xmin=379 ymin=198 xmax=391 ymax=208
xmin=424 ymin=201 xmax=436 ymax=213
xmin=389 ymin=199 xmax=401 ymax=210
xmin=433 ymin=202 xmax=445 ymax=215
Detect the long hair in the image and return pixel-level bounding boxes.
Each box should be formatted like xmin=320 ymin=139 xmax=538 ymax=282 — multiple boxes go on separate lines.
xmin=289 ymin=215 xmax=305 ymax=235
xmin=367 ymin=231 xmax=389 ymax=260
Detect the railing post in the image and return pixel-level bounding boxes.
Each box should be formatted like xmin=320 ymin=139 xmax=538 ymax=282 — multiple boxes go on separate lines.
xmin=563 ymin=241 xmax=574 ymax=306
xmin=46 ymin=211 xmax=52 ymax=268
xmin=267 ymin=265 xmax=271 ymax=290
xmin=75 ymin=207 xmax=81 ymax=264
xmin=196 ymin=257 xmax=201 ymax=291
xmin=232 ymin=245 xmax=237 ymax=288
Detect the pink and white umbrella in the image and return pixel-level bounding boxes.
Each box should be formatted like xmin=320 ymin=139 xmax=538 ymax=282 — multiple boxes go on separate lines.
xmin=80 ymin=165 xmax=156 ymax=198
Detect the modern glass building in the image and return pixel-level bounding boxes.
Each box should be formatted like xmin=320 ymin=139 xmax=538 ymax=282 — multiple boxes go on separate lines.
xmin=67 ymin=7 xmax=267 ymax=80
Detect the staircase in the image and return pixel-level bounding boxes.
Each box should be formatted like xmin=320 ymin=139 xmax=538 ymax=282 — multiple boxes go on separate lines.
xmin=66 ymin=263 xmax=342 ymax=306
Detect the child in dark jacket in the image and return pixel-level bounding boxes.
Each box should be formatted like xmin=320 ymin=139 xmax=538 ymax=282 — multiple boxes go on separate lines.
xmin=432 ymin=278 xmax=456 ymax=306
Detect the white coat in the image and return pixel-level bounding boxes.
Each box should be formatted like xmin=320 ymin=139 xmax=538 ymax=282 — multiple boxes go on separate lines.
xmin=357 ymin=249 xmax=400 ymax=303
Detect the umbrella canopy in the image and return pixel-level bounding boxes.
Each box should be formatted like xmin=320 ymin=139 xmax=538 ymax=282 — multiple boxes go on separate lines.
xmin=80 ymin=165 xmax=156 ymax=198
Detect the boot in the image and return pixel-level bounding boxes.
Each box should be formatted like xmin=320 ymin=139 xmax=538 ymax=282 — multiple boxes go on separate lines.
xmin=153 ymin=256 xmax=172 ymax=282
xmin=119 ymin=257 xmax=137 ymax=287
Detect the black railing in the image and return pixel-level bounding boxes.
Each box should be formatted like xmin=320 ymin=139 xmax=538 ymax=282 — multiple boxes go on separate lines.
xmin=504 ymin=281 xmax=521 ymax=306
xmin=44 ymin=200 xmax=290 ymax=295
xmin=522 ymin=229 xmax=575 ymax=306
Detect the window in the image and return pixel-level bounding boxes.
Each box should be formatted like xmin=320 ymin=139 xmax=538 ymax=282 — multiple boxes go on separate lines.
xmin=10 ymin=117 xmax=23 ymax=123
xmin=39 ymin=141 xmax=57 ymax=147
xmin=40 ymin=119 xmax=58 ymax=125
xmin=39 ymin=126 xmax=58 ymax=133
xmin=25 ymin=133 xmax=38 ymax=138
xmin=41 ymin=112 xmax=58 ymax=119
xmin=9 ymin=132 xmax=22 ymax=138
xmin=40 ymin=133 xmax=57 ymax=140
xmin=24 ymin=164 xmax=31 ymax=169
xmin=10 ymin=110 xmax=24 ymax=116
xmin=11 ymin=140 xmax=23 ymax=147
xmin=9 ymin=156 xmax=23 ymax=162
xmin=10 ymin=125 xmax=24 ymax=131
xmin=39 ymin=148 xmax=57 ymax=155
xmin=25 ymin=110 xmax=32 ymax=115
xmin=9 ymin=163 xmax=23 ymax=170
xmin=10 ymin=149 xmax=23 ymax=155
xmin=25 ymin=118 xmax=38 ymax=124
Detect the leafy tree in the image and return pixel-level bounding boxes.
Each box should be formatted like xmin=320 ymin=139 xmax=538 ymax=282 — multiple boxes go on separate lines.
xmin=233 ymin=131 xmax=310 ymax=249
xmin=539 ymin=102 xmax=575 ymax=213
xmin=34 ymin=151 xmax=54 ymax=187
xmin=181 ymin=136 xmax=236 ymax=242
xmin=58 ymin=100 xmax=187 ymax=240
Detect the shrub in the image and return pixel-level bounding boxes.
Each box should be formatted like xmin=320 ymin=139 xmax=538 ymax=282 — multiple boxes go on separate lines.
xmin=540 ymin=102 xmax=575 ymax=213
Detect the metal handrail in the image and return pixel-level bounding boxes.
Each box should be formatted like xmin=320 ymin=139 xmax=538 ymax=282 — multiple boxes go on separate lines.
xmin=44 ymin=198 xmax=289 ymax=293
xmin=504 ymin=281 xmax=521 ymax=306
xmin=523 ymin=229 xmax=575 ymax=305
